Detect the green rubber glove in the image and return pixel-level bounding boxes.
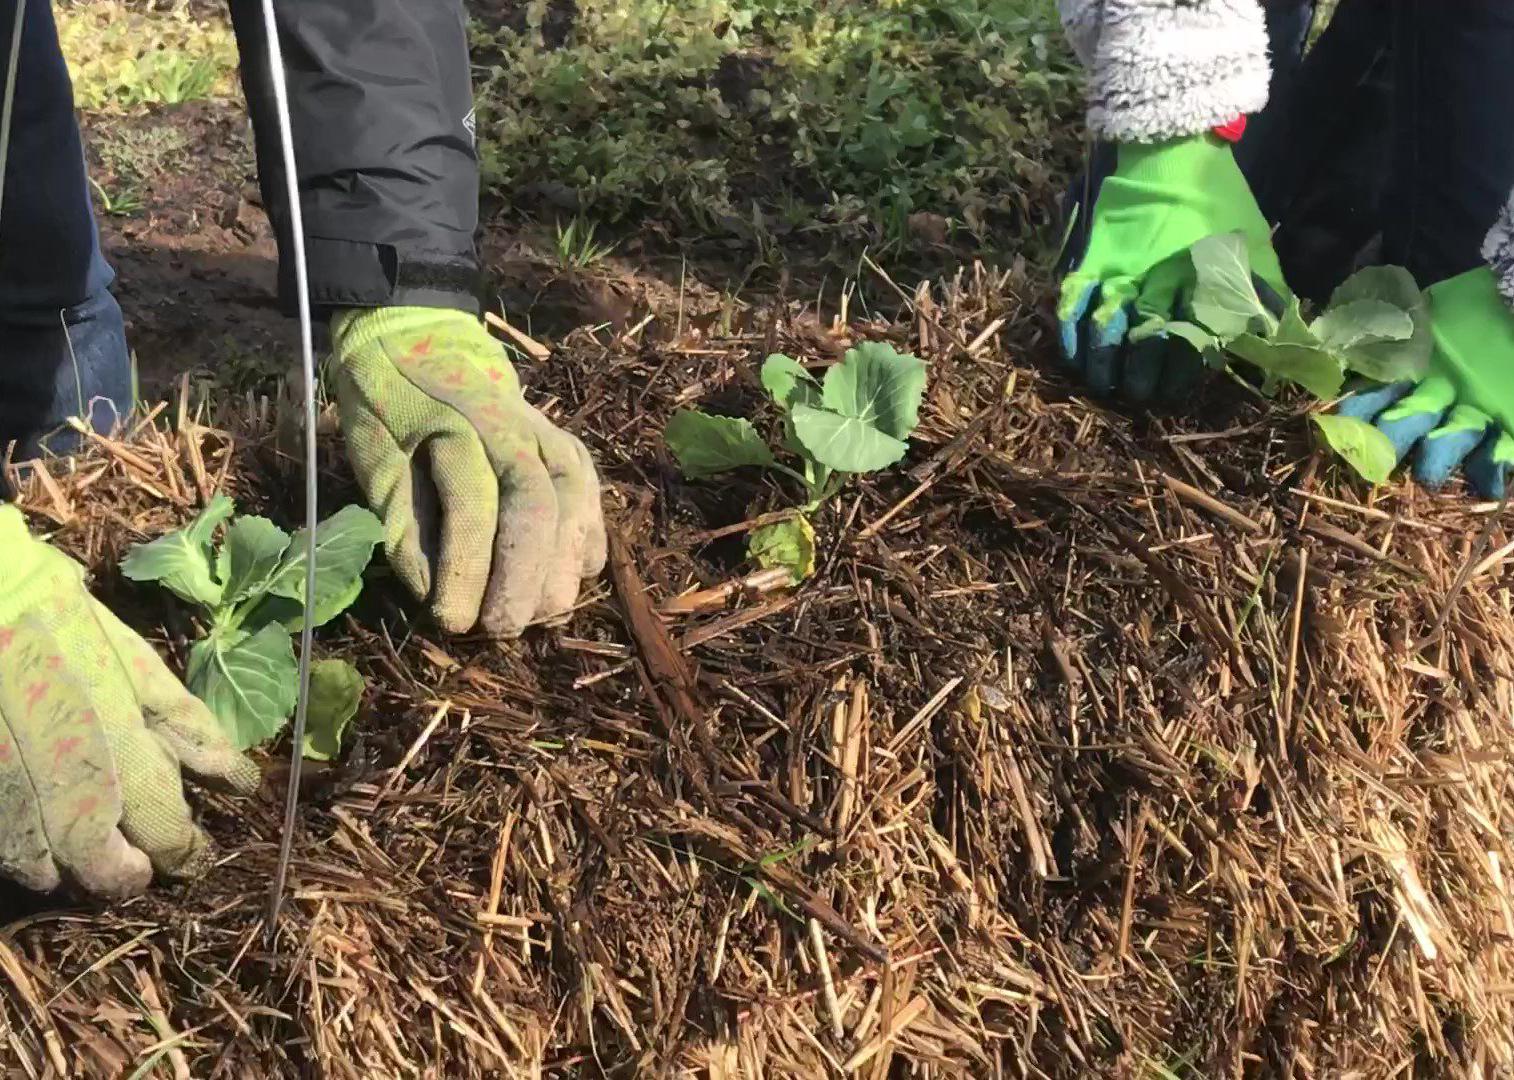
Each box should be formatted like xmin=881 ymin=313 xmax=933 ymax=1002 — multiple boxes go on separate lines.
xmin=1337 ymin=267 xmax=1514 ymax=498
xmin=0 ymin=506 xmax=259 ymax=896
xmin=1059 ymin=134 xmax=1288 ymax=401
xmin=331 ymin=307 xmax=607 ymax=638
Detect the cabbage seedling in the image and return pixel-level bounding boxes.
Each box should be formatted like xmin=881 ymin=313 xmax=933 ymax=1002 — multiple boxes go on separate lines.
xmin=121 ymin=494 xmax=379 ymax=756
xmin=665 ymin=342 xmax=926 ymax=580
xmin=1146 ymin=233 xmax=1430 ymax=483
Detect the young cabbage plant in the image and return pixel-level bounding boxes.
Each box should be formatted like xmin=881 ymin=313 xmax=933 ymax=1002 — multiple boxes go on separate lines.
xmin=1149 ymin=232 xmax=1430 ymax=483
xmin=120 ymin=494 xmax=379 ymax=757
xmin=1151 ymin=232 xmax=1430 ymax=397
xmin=665 ymin=342 xmax=927 ymax=581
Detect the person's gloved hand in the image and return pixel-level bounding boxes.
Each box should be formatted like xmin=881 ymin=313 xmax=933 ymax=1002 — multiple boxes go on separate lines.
xmin=1336 ymin=267 xmax=1514 ymax=498
xmin=0 ymin=506 xmax=259 ymax=897
xmin=1059 ymin=134 xmax=1288 ymax=402
xmin=330 ymin=307 xmax=607 ymax=639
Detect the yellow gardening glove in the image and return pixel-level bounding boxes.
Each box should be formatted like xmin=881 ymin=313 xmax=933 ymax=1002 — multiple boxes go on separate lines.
xmin=330 ymin=307 xmax=607 ymax=638
xmin=0 ymin=506 xmax=259 ymax=897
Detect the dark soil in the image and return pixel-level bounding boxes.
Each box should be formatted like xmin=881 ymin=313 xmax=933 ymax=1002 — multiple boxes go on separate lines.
xmin=88 ymin=102 xmax=287 ymax=393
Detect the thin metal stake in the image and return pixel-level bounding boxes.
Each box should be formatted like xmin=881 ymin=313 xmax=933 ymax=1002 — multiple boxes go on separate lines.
xmin=259 ymin=0 xmax=321 ymax=945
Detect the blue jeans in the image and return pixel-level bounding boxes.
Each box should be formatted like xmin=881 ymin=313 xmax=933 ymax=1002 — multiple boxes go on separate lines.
xmin=1253 ymin=0 xmax=1514 ymax=299
xmin=0 ymin=0 xmax=131 ymax=456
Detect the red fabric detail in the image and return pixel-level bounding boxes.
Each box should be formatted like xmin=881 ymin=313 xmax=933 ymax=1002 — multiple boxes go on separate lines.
xmin=1212 ymin=116 xmax=1249 ymax=144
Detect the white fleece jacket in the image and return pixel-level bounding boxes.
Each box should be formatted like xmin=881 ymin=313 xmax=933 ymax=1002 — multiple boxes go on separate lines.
xmin=1059 ymin=0 xmax=1514 ymax=305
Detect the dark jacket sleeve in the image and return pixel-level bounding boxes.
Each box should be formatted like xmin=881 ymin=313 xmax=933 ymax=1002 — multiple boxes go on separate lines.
xmin=227 ymin=0 xmax=481 ymax=317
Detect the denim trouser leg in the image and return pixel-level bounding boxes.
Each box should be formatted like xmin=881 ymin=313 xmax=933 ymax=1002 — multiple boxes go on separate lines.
xmin=1231 ymin=0 xmax=1318 ymax=180
xmin=1231 ymin=0 xmax=1514 ymax=297
xmin=1382 ymin=1 xmax=1514 ymax=288
xmin=0 ymin=0 xmax=131 ymax=456
xmin=1244 ymin=0 xmax=1395 ymax=301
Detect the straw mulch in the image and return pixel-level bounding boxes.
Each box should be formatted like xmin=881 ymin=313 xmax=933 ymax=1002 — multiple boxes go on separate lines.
xmin=3 ymin=265 xmax=1513 ymax=1079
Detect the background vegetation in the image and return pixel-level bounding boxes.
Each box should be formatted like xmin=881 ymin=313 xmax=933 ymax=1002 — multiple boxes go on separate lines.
xmin=471 ymin=0 xmax=1082 ymax=259
xmin=59 ymin=0 xmax=1083 ymax=270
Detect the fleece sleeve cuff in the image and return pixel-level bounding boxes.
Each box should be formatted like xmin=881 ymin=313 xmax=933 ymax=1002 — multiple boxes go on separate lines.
xmin=1059 ymin=0 xmax=1272 ymax=143
xmin=1485 ymin=190 xmax=1514 ymax=310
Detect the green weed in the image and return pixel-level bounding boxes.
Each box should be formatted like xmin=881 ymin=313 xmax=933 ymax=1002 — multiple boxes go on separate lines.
xmin=666 ymin=344 xmax=926 ymax=580
xmin=1140 ymin=1053 xmax=1205 ymax=1080
xmin=88 ymin=120 xmax=191 ymax=215
xmin=553 ymin=215 xmax=617 ymax=271
xmin=96 ymin=121 xmax=191 ymax=178
xmin=88 ymin=175 xmax=145 ymax=217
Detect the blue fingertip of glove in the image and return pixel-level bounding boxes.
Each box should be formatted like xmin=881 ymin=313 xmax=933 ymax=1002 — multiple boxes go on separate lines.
xmin=1059 ymin=282 xmax=1097 ymax=367
xmin=1414 ymin=425 xmax=1489 ymax=490
xmin=1094 ymin=305 xmax=1130 ymax=351
xmin=1083 ymin=305 xmax=1130 ymax=397
xmin=1335 ymin=381 xmax=1414 ymax=422
xmin=1121 ymin=336 xmax=1166 ymax=403
xmin=1466 ymin=436 xmax=1510 ymax=500
xmin=1059 ymin=321 xmax=1082 ymax=368
xmin=1376 ymin=410 xmax=1443 ymax=465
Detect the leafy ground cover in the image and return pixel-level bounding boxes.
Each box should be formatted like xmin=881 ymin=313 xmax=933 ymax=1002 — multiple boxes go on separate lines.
xmin=72 ymin=0 xmax=1082 ymax=318
xmin=471 ymin=0 xmax=1082 ymax=266
xmin=54 ymin=0 xmax=238 ymax=112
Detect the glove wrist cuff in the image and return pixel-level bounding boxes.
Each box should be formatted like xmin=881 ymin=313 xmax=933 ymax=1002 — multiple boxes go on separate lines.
xmin=331 ymin=306 xmax=488 ymax=359
xmin=0 ymin=506 xmax=69 ymax=612
xmin=1115 ymin=132 xmax=1240 ymax=185
xmin=0 ymin=505 xmax=43 ymax=565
